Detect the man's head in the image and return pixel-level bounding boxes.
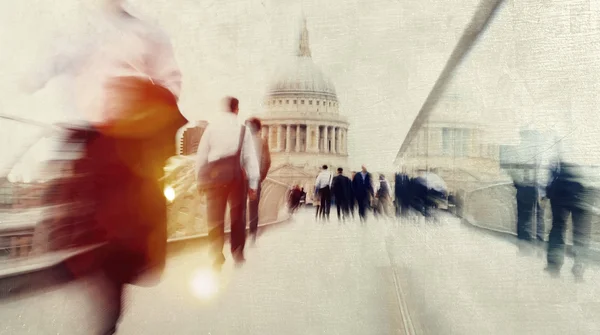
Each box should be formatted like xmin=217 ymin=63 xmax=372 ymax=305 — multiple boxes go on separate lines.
xmin=226 ymin=97 xmax=239 ymax=114
xmin=322 ymin=165 xmax=328 ymax=170
xmin=337 ymin=167 xmax=343 ymax=175
xmin=361 ymin=165 xmax=367 ymax=173
xmin=246 ymin=117 xmax=262 ymax=134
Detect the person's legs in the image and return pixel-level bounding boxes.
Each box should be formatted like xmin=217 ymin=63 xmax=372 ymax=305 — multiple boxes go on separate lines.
xmin=325 ymin=190 xmax=332 ymax=219
xmin=249 ymin=185 xmax=261 ymax=240
xmin=342 ymin=200 xmax=350 ymax=219
xmin=402 ymin=200 xmax=409 ymax=217
xmin=535 ymin=198 xmax=546 ymax=242
xmin=319 ymin=189 xmax=327 ymax=220
xmin=96 ymin=243 xmax=140 ymax=335
xmin=547 ymin=198 xmax=569 ymax=273
xmin=382 ymin=198 xmax=391 ymax=217
xmin=206 ymin=186 xmax=229 ymax=269
xmin=358 ymin=197 xmax=367 ymax=221
xmin=319 ymin=187 xmax=331 ymax=219
xmin=571 ymin=203 xmax=592 ymax=279
xmin=515 ymin=185 xmax=535 ymax=241
xmin=229 ymin=180 xmax=247 ymax=262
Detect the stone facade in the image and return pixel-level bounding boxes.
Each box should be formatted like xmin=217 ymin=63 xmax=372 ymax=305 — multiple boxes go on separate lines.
xmin=396 ymin=122 xmax=510 ymax=194
xmin=179 ymin=121 xmax=208 ymax=156
xmin=255 ymin=18 xmax=350 ymax=198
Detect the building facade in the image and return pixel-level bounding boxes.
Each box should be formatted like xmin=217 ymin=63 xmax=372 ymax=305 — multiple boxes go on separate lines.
xmin=180 ymin=121 xmax=208 ymax=156
xmin=257 ymin=19 xmax=350 ymax=198
xmin=396 ymin=96 xmax=508 ymax=193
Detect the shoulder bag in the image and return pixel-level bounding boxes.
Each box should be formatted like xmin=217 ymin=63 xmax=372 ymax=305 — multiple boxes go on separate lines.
xmin=197 ymin=125 xmax=246 ymax=191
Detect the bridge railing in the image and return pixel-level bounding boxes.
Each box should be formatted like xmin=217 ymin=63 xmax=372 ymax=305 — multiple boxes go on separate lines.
xmin=167 ymin=176 xmax=291 ymax=240
xmin=0 ymin=156 xmax=291 ymax=275
xmin=461 ymin=182 xmax=600 ymax=251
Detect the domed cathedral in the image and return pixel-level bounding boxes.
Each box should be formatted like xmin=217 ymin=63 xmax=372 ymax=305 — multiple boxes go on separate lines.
xmin=257 ymin=18 xmax=350 ymax=197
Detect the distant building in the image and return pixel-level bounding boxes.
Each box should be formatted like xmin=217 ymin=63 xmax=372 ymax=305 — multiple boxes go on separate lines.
xmin=256 ymin=18 xmax=350 ymax=201
xmin=395 ymin=95 xmax=508 ymax=193
xmin=180 ymin=121 xmax=208 ymax=156
xmin=0 ymin=177 xmax=14 ymax=209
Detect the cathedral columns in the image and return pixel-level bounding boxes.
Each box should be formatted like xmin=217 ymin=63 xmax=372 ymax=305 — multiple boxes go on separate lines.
xmin=334 ymin=127 xmax=339 ymax=154
xmin=343 ymin=128 xmax=348 ymax=154
xmin=295 ymin=124 xmax=301 ymax=152
xmin=264 ymin=122 xmax=348 ymax=156
xmin=343 ymin=128 xmax=346 ymax=154
xmin=285 ymin=125 xmax=292 ymax=152
xmin=314 ymin=125 xmax=319 ymax=152
xmin=277 ymin=125 xmax=283 ymax=152
xmin=305 ymin=124 xmax=313 ymax=152
xmin=323 ymin=126 xmax=329 ymax=153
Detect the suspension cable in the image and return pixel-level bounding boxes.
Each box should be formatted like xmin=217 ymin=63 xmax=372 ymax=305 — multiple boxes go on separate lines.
xmin=394 ymin=0 xmax=507 ymax=162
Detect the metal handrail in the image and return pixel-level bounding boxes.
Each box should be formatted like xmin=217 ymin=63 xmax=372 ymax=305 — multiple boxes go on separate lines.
xmin=394 ymin=0 xmax=507 ymax=163
xmin=466 ymin=181 xmax=513 ymax=194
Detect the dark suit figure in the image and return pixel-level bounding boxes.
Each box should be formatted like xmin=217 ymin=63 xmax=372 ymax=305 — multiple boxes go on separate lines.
xmin=352 ymin=165 xmax=374 ymax=222
xmin=332 ymin=168 xmax=352 ymax=221
xmin=394 ymin=172 xmax=410 ymax=218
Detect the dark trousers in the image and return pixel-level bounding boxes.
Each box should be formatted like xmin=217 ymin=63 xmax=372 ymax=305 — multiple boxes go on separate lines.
xmin=400 ymin=197 xmax=410 ymax=217
xmin=356 ymin=196 xmax=369 ymax=221
xmin=206 ymin=179 xmax=247 ymax=265
xmin=547 ymin=179 xmax=593 ymax=271
xmin=395 ymin=193 xmax=409 ymax=217
xmin=336 ymin=199 xmax=349 ymax=220
xmin=515 ymin=185 xmax=537 ymax=241
xmin=535 ymin=199 xmax=546 ymax=241
xmin=248 ymin=184 xmax=261 ymax=236
xmin=319 ymin=186 xmax=331 ymax=219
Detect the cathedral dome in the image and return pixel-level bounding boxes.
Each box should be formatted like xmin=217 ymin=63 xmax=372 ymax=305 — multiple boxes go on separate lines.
xmin=267 ymin=19 xmax=337 ymax=99
xmin=269 ymin=57 xmax=337 ymax=97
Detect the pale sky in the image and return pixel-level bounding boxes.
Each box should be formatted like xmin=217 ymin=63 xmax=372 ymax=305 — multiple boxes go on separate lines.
xmin=2 ymin=0 xmax=600 ymax=179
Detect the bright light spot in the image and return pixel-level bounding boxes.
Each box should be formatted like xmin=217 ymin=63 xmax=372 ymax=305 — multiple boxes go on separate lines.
xmin=164 ymin=186 xmax=175 ymax=202
xmin=190 ymin=269 xmax=219 ymax=300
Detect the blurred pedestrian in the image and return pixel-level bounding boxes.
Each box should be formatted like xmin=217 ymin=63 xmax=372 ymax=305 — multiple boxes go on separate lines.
xmin=23 ymin=1 xmax=186 ymax=334
xmin=376 ymin=174 xmax=393 ymax=218
xmin=196 ymin=97 xmax=259 ymax=271
xmin=314 ymin=165 xmax=333 ymax=220
xmin=331 ymin=167 xmax=352 ymax=221
xmin=245 ymin=117 xmax=271 ymax=243
xmin=352 ymin=165 xmax=374 ymax=223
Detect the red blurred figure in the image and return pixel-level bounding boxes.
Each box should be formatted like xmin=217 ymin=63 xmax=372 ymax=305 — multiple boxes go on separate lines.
xmin=24 ymin=1 xmax=186 ymax=334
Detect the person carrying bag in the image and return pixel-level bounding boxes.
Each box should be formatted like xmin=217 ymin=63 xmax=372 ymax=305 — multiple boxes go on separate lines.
xmin=197 ymin=125 xmax=246 ymax=191
xmin=195 ymin=97 xmax=260 ymax=270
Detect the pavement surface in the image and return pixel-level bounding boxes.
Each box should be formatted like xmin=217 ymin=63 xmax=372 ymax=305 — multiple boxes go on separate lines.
xmin=1 ymin=209 xmax=600 ymax=334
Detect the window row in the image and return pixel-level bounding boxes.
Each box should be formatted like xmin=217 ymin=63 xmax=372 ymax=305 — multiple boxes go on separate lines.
xmin=266 ymin=99 xmax=338 ymax=107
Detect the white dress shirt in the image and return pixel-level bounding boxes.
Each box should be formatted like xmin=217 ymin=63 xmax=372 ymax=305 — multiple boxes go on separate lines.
xmin=315 ymin=170 xmax=333 ymax=190
xmin=30 ymin=10 xmax=182 ymax=124
xmin=195 ymin=112 xmax=260 ymax=190
xmin=252 ymin=132 xmax=263 ymax=167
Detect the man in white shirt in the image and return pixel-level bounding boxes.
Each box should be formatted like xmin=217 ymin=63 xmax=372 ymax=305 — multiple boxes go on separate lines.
xmin=314 ymin=165 xmax=333 ymax=220
xmin=22 ymin=0 xmax=182 ymax=126
xmin=195 ymin=97 xmax=259 ymax=269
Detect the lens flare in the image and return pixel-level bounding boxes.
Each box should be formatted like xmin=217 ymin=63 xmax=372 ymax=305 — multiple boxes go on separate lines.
xmin=190 ymin=269 xmax=219 ymax=300
xmin=164 ymin=186 xmax=175 ymax=202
